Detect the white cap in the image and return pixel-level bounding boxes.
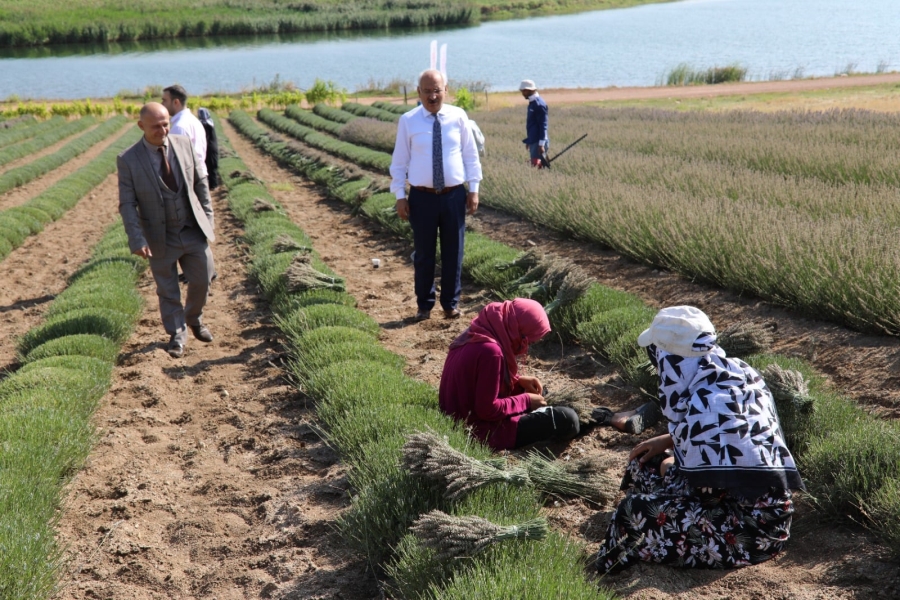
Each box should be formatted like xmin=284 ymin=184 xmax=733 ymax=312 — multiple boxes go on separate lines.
xmin=519 ymin=79 xmax=537 ymax=91
xmin=637 ymin=306 xmax=716 ymax=357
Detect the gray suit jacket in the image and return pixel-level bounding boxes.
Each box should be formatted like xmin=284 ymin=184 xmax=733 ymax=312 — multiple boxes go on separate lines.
xmin=118 ymin=133 xmax=215 ymax=258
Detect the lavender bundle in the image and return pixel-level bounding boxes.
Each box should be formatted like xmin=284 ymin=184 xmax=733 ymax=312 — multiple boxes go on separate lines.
xmin=286 ymin=253 xmax=346 ymax=293
xmin=544 ymin=387 xmax=595 ymax=425
xmin=401 ymin=432 xmax=529 ymax=500
xmin=271 ymin=235 xmax=311 ymax=254
xmin=410 ymin=510 xmax=548 ymax=561
xmin=495 ymin=248 xmax=545 ymax=272
xmin=544 ymin=267 xmax=594 ymax=314
xmin=761 ymin=363 xmax=815 ymax=450
xmin=718 ymin=320 xmax=776 ymax=357
xmin=522 ymin=451 xmax=617 ymax=505
xmin=252 ymin=197 xmax=278 ymax=212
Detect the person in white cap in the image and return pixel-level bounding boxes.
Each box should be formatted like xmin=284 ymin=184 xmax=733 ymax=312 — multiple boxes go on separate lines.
xmin=519 ymin=79 xmax=549 ymax=167
xmin=596 ymin=306 xmax=805 ymax=575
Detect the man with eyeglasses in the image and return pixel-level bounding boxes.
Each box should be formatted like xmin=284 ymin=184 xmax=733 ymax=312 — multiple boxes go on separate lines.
xmin=390 ymin=69 xmax=483 ymax=322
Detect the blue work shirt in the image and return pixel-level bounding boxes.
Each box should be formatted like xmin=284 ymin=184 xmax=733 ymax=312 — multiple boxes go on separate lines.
xmin=522 ymin=93 xmax=549 ymax=146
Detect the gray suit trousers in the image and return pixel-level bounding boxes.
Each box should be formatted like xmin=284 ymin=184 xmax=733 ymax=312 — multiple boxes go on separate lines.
xmin=149 ymin=225 xmax=212 ymax=345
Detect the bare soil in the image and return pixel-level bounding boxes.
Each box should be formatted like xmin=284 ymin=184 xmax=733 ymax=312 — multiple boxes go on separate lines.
xmin=25 ymin=80 xmax=900 ymax=600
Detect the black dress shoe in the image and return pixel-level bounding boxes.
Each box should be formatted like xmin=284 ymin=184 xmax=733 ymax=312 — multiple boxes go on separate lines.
xmin=414 ymin=310 xmax=431 ymax=322
xmin=167 ymin=336 xmax=184 ymax=358
xmin=444 ymin=308 xmax=462 ymax=319
xmin=190 ymin=325 xmax=214 ymax=343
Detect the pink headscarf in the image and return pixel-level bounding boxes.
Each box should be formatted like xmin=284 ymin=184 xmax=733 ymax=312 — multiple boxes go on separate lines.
xmin=449 ymin=298 xmax=551 ymax=385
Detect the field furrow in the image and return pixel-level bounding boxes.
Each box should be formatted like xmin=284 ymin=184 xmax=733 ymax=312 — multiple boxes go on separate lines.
xmin=0 ymin=173 xmax=122 ymax=367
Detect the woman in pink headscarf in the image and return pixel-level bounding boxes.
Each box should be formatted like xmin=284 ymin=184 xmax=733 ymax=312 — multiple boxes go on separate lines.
xmin=438 ymin=298 xmax=580 ymax=450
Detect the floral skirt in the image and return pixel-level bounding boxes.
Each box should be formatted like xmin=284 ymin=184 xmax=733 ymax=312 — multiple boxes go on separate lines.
xmin=595 ymin=458 xmax=794 ymax=574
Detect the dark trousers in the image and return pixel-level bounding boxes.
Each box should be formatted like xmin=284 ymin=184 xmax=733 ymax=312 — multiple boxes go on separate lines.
xmin=514 ymin=406 xmax=580 ymax=448
xmin=408 ymin=185 xmax=466 ymax=312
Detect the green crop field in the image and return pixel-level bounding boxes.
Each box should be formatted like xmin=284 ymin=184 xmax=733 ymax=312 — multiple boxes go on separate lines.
xmin=0 ymin=0 xmax=675 ymax=46
xmin=223 ymin=95 xmax=900 ymax=570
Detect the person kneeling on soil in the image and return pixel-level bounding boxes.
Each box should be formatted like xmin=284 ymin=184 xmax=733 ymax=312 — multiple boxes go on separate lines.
xmin=596 ymin=306 xmax=805 ymax=574
xmin=438 ymin=298 xmax=580 ymax=450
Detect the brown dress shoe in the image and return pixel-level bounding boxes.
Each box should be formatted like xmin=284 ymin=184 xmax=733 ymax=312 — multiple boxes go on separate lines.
xmin=444 ymin=308 xmax=462 ymax=319
xmin=414 ymin=310 xmax=431 ymax=322
xmin=190 ymin=325 xmax=214 ymax=343
xmin=167 ymin=335 xmax=184 ymax=358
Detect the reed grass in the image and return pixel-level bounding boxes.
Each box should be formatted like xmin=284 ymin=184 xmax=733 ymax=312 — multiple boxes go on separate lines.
xmin=475 ymin=105 xmax=900 ymax=335
xmin=664 ymin=62 xmax=747 ymax=85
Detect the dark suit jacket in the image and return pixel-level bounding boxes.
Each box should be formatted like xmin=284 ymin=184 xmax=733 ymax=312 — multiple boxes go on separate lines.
xmin=117 ymin=133 xmax=215 ymax=258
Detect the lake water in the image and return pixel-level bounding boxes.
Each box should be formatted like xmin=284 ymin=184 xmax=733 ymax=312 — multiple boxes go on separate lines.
xmin=1 ymin=0 xmax=898 ymax=100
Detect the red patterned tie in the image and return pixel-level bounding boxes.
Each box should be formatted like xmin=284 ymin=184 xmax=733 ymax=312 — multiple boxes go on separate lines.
xmin=158 ymin=146 xmax=177 ymax=190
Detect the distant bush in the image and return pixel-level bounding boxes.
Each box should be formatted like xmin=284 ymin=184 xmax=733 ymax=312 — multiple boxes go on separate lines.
xmin=454 ymin=86 xmax=475 ymax=111
xmin=305 ymin=78 xmax=346 ymax=106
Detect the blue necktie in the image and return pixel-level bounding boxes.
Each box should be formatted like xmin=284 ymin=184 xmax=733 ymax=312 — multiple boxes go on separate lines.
xmin=432 ymin=114 xmax=444 ymax=192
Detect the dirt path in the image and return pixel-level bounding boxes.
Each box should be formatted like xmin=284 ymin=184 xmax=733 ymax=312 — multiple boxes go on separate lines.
xmin=361 ymin=72 xmax=900 ymax=111
xmin=534 ymin=73 xmax=900 ymax=104
xmin=44 ymin=112 xmax=900 ymax=600
xmin=0 ymin=121 xmax=129 ymax=212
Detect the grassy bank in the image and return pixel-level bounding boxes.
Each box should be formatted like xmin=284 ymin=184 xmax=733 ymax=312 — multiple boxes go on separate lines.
xmin=0 ymin=0 xmax=676 ymax=47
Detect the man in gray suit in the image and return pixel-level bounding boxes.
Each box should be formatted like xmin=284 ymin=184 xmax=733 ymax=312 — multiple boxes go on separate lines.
xmin=118 ymin=102 xmax=216 ymax=358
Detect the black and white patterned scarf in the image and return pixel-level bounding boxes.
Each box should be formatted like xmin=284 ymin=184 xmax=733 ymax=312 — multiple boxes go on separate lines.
xmin=648 ymin=335 xmax=805 ymax=492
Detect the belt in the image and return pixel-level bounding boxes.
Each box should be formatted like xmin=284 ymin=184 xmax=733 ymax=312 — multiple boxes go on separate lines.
xmin=411 ymin=184 xmax=463 ymax=195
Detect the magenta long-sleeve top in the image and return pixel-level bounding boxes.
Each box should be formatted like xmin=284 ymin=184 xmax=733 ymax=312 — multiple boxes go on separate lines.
xmin=438 ymin=341 xmax=531 ymax=450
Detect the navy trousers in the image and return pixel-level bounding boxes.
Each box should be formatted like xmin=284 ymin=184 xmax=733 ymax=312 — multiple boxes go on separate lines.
xmin=408 ymin=185 xmax=466 ymax=312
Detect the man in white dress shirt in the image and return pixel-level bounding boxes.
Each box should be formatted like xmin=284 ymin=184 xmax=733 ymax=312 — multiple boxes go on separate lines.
xmin=162 ymin=85 xmax=216 ymax=289
xmin=162 ymin=85 xmax=208 ymax=179
xmin=390 ymin=69 xmax=483 ymax=321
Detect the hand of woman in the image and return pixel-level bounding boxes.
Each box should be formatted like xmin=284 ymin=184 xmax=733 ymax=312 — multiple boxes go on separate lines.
xmin=527 ymin=393 xmax=547 ymax=410
xmin=518 ymin=375 xmax=543 ymax=394
xmin=628 ymin=434 xmax=674 ymax=465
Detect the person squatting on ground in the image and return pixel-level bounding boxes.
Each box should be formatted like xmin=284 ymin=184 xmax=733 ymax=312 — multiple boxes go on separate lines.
xmin=390 ymin=69 xmax=483 ymax=322
xmin=117 ymin=103 xmax=216 ymax=359
xmin=595 ymin=306 xmax=805 ymax=574
xmin=520 ymin=79 xmax=549 ymax=168
xmin=438 ymin=299 xmax=580 ymax=450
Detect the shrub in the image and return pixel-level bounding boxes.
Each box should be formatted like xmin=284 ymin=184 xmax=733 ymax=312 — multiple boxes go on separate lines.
xmin=305 ymin=78 xmax=346 ymax=106
xmin=23 ymin=334 xmax=120 ymax=364
xmin=18 ymin=308 xmax=135 ymax=357
xmin=278 ymin=303 xmax=381 ymax=338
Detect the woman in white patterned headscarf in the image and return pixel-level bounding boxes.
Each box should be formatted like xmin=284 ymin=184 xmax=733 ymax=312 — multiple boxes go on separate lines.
xmin=596 ymin=306 xmax=805 ymax=575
